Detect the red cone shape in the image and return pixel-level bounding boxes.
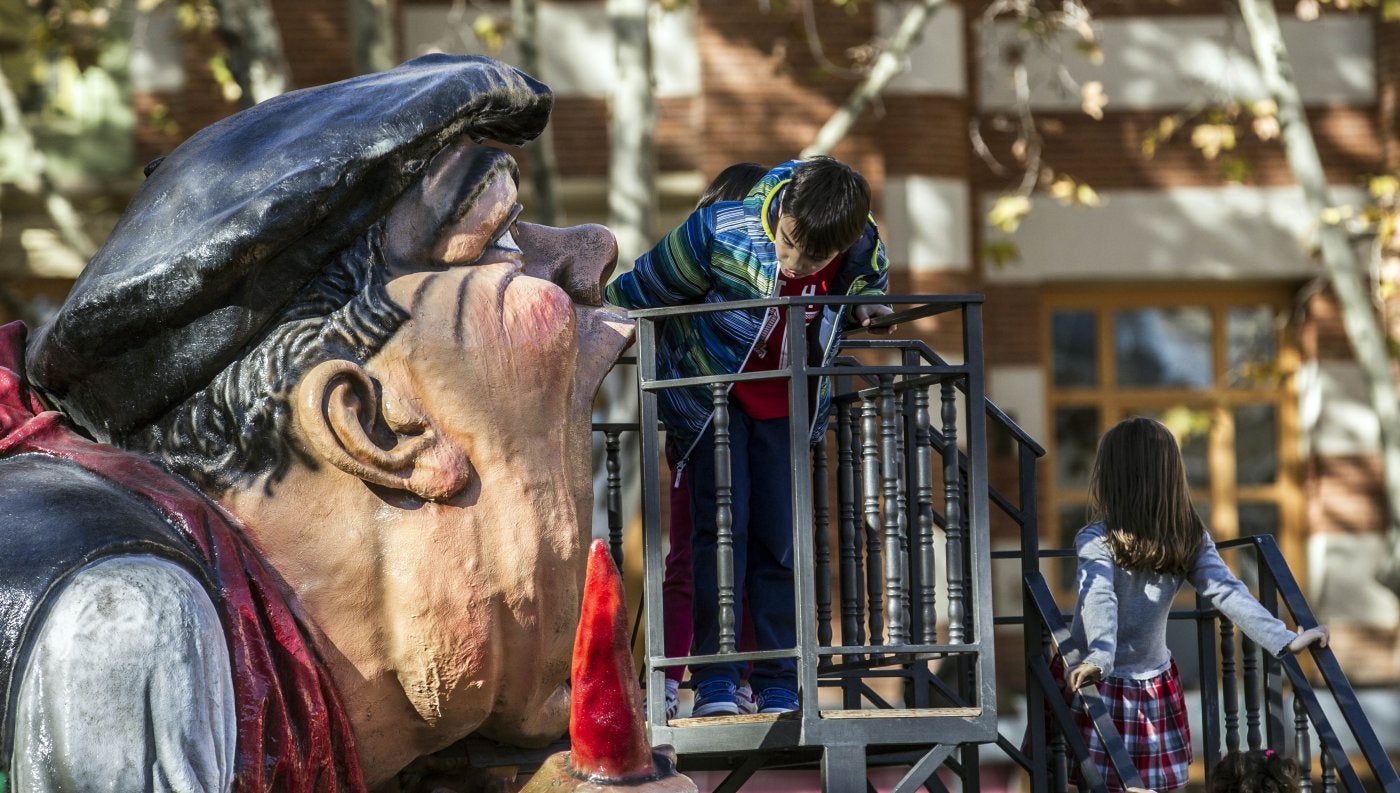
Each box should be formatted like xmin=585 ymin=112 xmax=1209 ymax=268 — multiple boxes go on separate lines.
xmin=569 ymin=539 xmax=657 ymax=781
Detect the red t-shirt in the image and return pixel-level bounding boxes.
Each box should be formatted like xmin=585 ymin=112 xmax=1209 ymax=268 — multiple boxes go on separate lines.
xmin=732 ymin=253 xmax=844 ymax=420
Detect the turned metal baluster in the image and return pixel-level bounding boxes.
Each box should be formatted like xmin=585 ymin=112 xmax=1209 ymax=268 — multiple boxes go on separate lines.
xmin=711 ymin=384 xmax=737 ymax=653
xmin=813 ymin=441 xmax=833 ymax=649
xmin=941 ymin=381 xmax=966 ymax=643
xmin=861 ymin=393 xmax=885 ymax=647
xmin=1051 ymin=724 xmax=1069 ymax=793
xmin=913 ymin=386 xmax=937 ymax=643
xmin=1243 ymin=634 xmax=1262 ymax=749
xmin=605 ymin=431 xmax=624 ymax=569
xmin=1221 ymin=619 xmax=1241 ymax=753
xmin=1321 ymin=745 xmax=1336 ymax=793
xmin=879 ymin=376 xmax=907 ymax=645
xmin=1294 ymin=696 xmax=1313 ymax=793
xmin=894 ymin=379 xmax=910 ymax=624
xmin=837 ymin=402 xmax=865 ymax=657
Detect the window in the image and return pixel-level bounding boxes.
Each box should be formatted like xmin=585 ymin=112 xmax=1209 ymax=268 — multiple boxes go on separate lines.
xmin=1044 ymin=285 xmax=1303 ymax=591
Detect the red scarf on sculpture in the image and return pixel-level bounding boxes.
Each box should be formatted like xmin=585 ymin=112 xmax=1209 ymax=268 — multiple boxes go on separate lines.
xmin=0 ymin=321 xmax=366 ymax=793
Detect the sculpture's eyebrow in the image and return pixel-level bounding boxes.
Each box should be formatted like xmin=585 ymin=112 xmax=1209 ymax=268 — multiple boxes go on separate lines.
xmin=437 ymin=149 xmax=521 ymax=229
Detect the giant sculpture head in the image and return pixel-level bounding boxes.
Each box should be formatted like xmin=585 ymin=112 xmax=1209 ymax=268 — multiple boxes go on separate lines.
xmin=23 ymin=55 xmax=633 ymax=785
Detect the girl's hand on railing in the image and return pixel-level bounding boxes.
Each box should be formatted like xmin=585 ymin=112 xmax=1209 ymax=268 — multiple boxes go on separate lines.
xmin=1065 ymin=662 xmax=1102 ymax=690
xmin=853 ymin=303 xmax=897 ymax=335
xmin=1287 ymin=625 xmax=1330 ymax=654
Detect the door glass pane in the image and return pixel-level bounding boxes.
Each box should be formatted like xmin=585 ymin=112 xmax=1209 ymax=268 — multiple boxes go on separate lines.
xmin=1228 ymin=305 xmax=1277 ymax=388
xmin=1055 ymin=407 xmax=1100 ymax=490
xmin=1115 ymin=307 xmax=1212 ymax=388
xmin=1236 ymin=502 xmax=1281 ymax=589
xmin=1239 ymin=501 xmax=1281 ymax=537
xmin=1053 ymin=311 xmax=1097 ymax=387
xmin=1235 ymin=403 xmax=1279 ymax=486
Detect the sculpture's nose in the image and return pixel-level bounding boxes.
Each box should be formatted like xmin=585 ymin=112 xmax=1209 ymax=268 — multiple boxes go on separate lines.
xmin=518 ymin=222 xmax=619 ymax=306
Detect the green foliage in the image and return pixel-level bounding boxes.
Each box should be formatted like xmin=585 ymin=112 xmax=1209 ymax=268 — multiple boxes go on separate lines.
xmin=982 ymin=240 xmax=1021 ymax=268
xmin=0 ymin=0 xmax=140 ymax=187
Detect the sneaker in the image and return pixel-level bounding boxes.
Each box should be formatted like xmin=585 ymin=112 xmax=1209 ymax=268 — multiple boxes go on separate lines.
xmin=735 ymin=683 xmax=757 ymax=715
xmin=664 ymin=679 xmax=680 ymax=720
xmin=756 ymin=687 xmax=799 ymax=714
xmin=691 ymin=679 xmax=740 ymax=717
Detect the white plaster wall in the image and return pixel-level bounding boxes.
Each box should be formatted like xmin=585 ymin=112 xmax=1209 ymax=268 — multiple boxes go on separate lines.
xmin=402 ymin=3 xmax=699 ymax=98
xmin=881 ymin=176 xmax=971 ymax=272
xmin=983 ymin=185 xmax=1369 ymax=284
xmin=986 ymin=364 xmax=1045 ymax=449
xmin=1296 ymin=359 xmax=1382 ymax=458
xmin=877 ymin=2 xmax=965 ymax=95
xmin=979 ymin=14 xmax=1374 ymax=111
xmin=1311 ymin=532 xmax=1399 ymax=628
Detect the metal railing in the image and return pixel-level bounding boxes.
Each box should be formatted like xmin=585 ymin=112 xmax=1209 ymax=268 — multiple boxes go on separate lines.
xmin=613 ymin=294 xmax=1007 ymax=789
xmin=575 ymin=293 xmax=1398 ymax=792
xmin=1003 ymin=537 xmax=1399 ymax=793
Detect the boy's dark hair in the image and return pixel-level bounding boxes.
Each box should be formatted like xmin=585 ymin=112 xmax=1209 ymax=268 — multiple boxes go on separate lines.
xmin=698 ymin=162 xmax=766 ymax=209
xmin=1209 ymin=750 xmax=1301 ymax=793
xmin=781 ymin=155 xmax=870 ymax=257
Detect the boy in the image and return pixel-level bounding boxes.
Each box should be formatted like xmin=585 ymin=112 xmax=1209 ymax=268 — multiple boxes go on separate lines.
xmin=605 ymin=155 xmax=892 ymax=716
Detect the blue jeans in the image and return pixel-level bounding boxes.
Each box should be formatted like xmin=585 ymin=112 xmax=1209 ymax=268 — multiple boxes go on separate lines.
xmin=687 ymin=406 xmax=797 ymax=693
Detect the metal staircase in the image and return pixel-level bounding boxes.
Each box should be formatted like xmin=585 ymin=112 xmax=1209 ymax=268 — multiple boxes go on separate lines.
xmin=463 ymin=292 xmax=1399 ymax=792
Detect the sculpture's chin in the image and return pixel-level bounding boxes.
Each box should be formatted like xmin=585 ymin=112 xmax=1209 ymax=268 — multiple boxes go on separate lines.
xmin=476 ymin=682 xmax=571 ymax=747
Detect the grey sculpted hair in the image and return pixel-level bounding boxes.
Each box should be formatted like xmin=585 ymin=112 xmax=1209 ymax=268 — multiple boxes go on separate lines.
xmin=126 ymin=225 xmax=409 ymax=494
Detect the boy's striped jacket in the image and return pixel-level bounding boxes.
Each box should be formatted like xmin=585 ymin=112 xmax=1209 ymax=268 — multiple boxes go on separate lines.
xmin=603 ymin=159 xmax=890 ymax=462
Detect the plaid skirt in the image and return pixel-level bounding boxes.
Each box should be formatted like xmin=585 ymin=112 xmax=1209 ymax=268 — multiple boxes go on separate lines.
xmin=1047 ymin=657 xmax=1193 ymax=792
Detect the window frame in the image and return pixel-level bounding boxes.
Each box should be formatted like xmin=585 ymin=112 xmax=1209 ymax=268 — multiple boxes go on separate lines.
xmin=1041 ymin=282 xmax=1306 ymax=590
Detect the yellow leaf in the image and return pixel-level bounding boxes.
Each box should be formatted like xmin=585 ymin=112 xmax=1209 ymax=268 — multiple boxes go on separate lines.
xmin=988 ymin=195 xmax=1032 ymax=233
xmin=1252 ymin=115 xmax=1280 ymax=141
xmin=473 ymin=14 xmax=505 ymax=52
xmin=1076 ymin=183 xmax=1102 ymax=207
xmin=1251 ymin=98 xmax=1278 ymax=118
xmin=1296 ymin=0 xmax=1321 ymax=19
xmin=1320 ymin=205 xmax=1353 ymax=225
xmin=1049 ymin=178 xmax=1076 ymax=202
xmin=1081 ymin=81 xmax=1107 ymax=121
xmin=1157 ymin=117 xmax=1178 ymax=139
xmin=1190 ymin=123 xmax=1236 ymax=160
xmin=1369 ymin=175 xmax=1400 ymax=201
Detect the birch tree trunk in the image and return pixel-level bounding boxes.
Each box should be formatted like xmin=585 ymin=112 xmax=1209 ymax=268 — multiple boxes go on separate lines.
xmin=210 ymin=0 xmax=290 ymax=106
xmin=606 ymin=0 xmax=656 ymax=264
xmin=514 ymin=0 xmax=563 ymax=225
xmin=1239 ymin=0 xmax=1400 ymax=592
xmin=349 ymin=0 xmax=395 ymax=75
xmin=803 ymin=0 xmax=948 ymax=157
xmin=596 ymin=0 xmax=656 ymax=555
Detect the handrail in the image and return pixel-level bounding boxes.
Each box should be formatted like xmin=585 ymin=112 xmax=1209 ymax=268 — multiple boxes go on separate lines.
xmin=1023 ymin=573 xmax=1147 ymax=791
xmin=1221 ymin=534 xmax=1400 ymax=791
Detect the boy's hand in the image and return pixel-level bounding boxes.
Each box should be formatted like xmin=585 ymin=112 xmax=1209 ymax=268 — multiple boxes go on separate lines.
xmin=854 ymin=303 xmax=896 ymax=335
xmin=1287 ymin=625 xmax=1329 ymax=654
xmin=1065 ymin=662 xmax=1102 ymax=691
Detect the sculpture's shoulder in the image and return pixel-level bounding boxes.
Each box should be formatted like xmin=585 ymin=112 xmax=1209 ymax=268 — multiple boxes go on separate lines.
xmin=0 ymin=452 xmax=213 ymax=770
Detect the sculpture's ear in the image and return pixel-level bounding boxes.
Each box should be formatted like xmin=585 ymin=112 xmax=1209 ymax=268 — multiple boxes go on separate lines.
xmin=295 ymin=359 xmax=471 ymax=501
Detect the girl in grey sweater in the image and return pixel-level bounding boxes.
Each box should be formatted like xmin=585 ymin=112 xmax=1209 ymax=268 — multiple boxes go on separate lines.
xmin=1061 ymin=417 xmax=1329 ymax=792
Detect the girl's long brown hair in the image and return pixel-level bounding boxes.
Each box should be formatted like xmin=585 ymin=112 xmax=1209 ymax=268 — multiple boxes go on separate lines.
xmin=1088 ymin=417 xmax=1205 ymax=576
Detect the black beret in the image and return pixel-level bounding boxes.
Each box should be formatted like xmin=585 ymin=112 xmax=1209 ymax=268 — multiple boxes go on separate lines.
xmin=26 ymin=54 xmax=552 ymax=443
